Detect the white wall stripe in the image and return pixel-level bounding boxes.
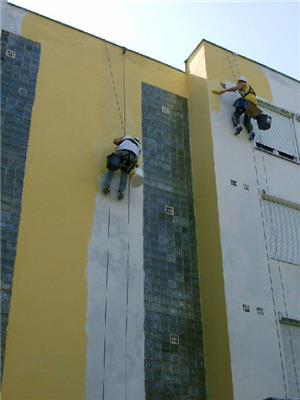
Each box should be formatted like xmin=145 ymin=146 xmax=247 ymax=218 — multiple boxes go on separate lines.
xmin=85 ymin=175 xmax=145 ymax=400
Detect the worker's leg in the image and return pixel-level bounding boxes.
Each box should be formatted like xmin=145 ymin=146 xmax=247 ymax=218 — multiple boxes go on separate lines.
xmin=103 ymin=170 xmax=115 ymax=193
xmin=232 ymin=108 xmax=242 ymax=126
xmin=232 ymin=109 xmax=243 ymax=135
xmin=118 ymin=170 xmax=128 ymax=199
xmin=232 ymin=98 xmax=248 ymax=135
xmin=244 ymin=114 xmax=255 ymax=141
xmin=244 ymin=113 xmax=253 ymax=133
xmin=244 ymin=102 xmax=261 ymax=141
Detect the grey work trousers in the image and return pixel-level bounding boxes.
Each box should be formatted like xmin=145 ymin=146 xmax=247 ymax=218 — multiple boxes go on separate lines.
xmin=103 ymin=169 xmax=128 ymax=193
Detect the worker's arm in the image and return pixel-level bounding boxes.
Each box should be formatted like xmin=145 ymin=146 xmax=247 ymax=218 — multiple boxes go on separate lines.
xmin=213 ymin=82 xmax=244 ymax=95
xmin=113 ymin=137 xmax=124 ymax=145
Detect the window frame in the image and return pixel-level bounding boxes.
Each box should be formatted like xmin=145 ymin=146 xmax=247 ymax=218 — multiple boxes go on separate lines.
xmin=254 ymin=99 xmax=300 ymax=164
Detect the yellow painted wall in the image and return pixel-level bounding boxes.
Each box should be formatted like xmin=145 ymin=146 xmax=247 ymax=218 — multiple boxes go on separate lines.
xmin=204 ymin=41 xmax=273 ymax=106
xmin=187 ymin=59 xmax=234 ymax=400
xmin=2 ymin=11 xmax=187 ymax=400
xmin=187 ymin=44 xmax=207 ymax=79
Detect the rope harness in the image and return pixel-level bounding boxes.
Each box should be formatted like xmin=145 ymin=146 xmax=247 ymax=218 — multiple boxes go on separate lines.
xmin=103 ymin=42 xmax=131 ymax=400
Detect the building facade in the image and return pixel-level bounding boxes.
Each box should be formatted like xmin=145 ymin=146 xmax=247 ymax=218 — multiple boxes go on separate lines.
xmin=186 ymin=42 xmax=300 ymax=400
xmin=1 ymin=3 xmax=300 ymax=400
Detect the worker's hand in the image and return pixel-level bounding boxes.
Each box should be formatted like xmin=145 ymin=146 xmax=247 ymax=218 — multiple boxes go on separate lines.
xmin=212 ymin=89 xmax=223 ymax=95
xmin=113 ymin=137 xmax=124 ymax=145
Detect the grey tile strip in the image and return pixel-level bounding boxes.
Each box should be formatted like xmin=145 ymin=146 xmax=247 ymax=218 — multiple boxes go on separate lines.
xmin=1 ymin=30 xmax=41 ymax=376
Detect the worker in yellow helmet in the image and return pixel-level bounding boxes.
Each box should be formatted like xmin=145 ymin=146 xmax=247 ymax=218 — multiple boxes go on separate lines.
xmin=213 ymin=76 xmax=262 ymax=141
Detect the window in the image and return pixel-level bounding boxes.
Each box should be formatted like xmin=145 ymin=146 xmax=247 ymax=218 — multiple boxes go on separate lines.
xmin=5 ymin=49 xmax=16 ymax=58
xmin=254 ymin=101 xmax=299 ymax=163
xmin=164 ymin=205 xmax=175 ymax=216
xmin=170 ymin=333 xmax=179 ymax=345
xmin=280 ymin=318 xmax=300 ymax=399
xmin=161 ymin=105 xmax=170 ymax=114
xmin=263 ymin=196 xmax=300 ymax=266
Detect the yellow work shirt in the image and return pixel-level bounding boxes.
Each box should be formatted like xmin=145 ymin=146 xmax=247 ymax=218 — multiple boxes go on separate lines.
xmin=239 ymin=83 xmax=258 ymax=105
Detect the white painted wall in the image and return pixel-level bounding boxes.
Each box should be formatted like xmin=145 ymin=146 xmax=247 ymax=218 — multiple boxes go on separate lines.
xmin=85 ymin=175 xmax=145 ymax=400
xmin=1 ymin=1 xmax=27 ymax=35
xmin=261 ymin=66 xmax=300 ymax=114
xmin=210 ymin=69 xmax=300 ymax=400
xmin=0 ymin=0 xmax=6 ymax=35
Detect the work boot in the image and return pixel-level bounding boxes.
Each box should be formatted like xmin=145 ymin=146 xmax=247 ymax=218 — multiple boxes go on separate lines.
xmin=118 ymin=191 xmax=124 ymax=200
xmin=103 ymin=186 xmax=110 ymax=194
xmin=234 ymin=125 xmax=243 ymax=135
xmin=248 ymin=132 xmax=255 ymax=141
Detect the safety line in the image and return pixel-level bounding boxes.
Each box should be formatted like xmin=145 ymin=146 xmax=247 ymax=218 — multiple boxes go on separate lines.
xmin=123 ymin=47 xmax=127 ymax=138
xmin=262 ymin=155 xmax=300 ymax=397
xmin=124 ymin=182 xmax=131 ymax=400
xmin=232 ymin=52 xmax=241 ymax=80
xmin=101 ymin=209 xmax=111 ymax=400
xmin=123 ymin=45 xmax=130 ymax=400
xmin=105 ymin=42 xmax=125 ymax=136
xmin=227 ymin=52 xmax=238 ymax=83
xmin=125 ymin=243 xmax=130 ymax=400
xmin=229 ymin=53 xmax=289 ymax=398
xmin=251 ymin=144 xmax=288 ymax=398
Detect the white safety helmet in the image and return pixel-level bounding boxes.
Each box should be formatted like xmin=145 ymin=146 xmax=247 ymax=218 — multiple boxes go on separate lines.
xmin=238 ymin=75 xmax=247 ymax=83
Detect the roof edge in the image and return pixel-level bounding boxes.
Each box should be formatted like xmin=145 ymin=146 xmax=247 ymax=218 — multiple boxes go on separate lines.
xmin=185 ymin=39 xmax=300 ymax=84
xmin=7 ymin=2 xmax=185 ymax=74
xmin=6 ymin=3 xmax=300 ymax=83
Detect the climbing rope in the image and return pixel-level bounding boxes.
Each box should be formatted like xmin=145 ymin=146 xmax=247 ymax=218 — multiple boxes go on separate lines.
xmin=123 ymin=47 xmax=127 ymax=138
xmin=107 ymin=42 xmax=130 ymax=399
xmin=227 ymin=52 xmax=239 ymax=83
xmin=251 ymin=145 xmax=288 ymax=398
xmin=102 ymin=209 xmax=111 ymax=400
xmin=232 ymin=51 xmax=241 ymax=80
xmin=122 ymin=46 xmax=130 ymax=400
xmin=229 ymin=53 xmax=289 ymax=398
xmin=262 ymin=155 xmax=300 ymax=397
xmin=105 ymin=42 xmax=126 ymax=136
xmin=125 ymin=216 xmax=130 ymax=400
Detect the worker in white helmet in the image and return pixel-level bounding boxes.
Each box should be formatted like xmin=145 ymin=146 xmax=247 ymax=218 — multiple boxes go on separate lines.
xmin=103 ymin=136 xmax=142 ymax=199
xmin=213 ymin=76 xmax=262 ymax=141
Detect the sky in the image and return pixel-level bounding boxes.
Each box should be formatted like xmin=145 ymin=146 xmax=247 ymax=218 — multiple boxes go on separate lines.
xmin=10 ymin=0 xmax=300 ymax=80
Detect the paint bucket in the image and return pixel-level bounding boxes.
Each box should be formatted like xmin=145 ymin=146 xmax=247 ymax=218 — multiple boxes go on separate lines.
xmin=131 ymin=167 xmax=144 ymax=187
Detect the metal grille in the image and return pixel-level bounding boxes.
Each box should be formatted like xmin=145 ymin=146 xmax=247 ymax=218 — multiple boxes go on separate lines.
xmin=294 ymin=117 xmax=300 ymax=151
xmin=5 ymin=49 xmax=16 ymax=58
xmin=254 ymin=106 xmax=299 ymax=160
xmin=280 ymin=323 xmax=300 ymax=399
xmin=169 ymin=333 xmax=179 ymax=345
xmin=263 ymin=201 xmax=300 ymax=266
xmin=161 ymin=105 xmax=170 ymax=114
xmin=164 ymin=205 xmax=174 ymax=216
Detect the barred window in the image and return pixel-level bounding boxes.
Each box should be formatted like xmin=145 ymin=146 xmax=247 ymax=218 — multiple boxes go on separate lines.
xmin=263 ymin=197 xmax=300 ymax=266
xmin=254 ymin=102 xmax=299 ymax=163
xmin=280 ymin=318 xmax=300 ymax=399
